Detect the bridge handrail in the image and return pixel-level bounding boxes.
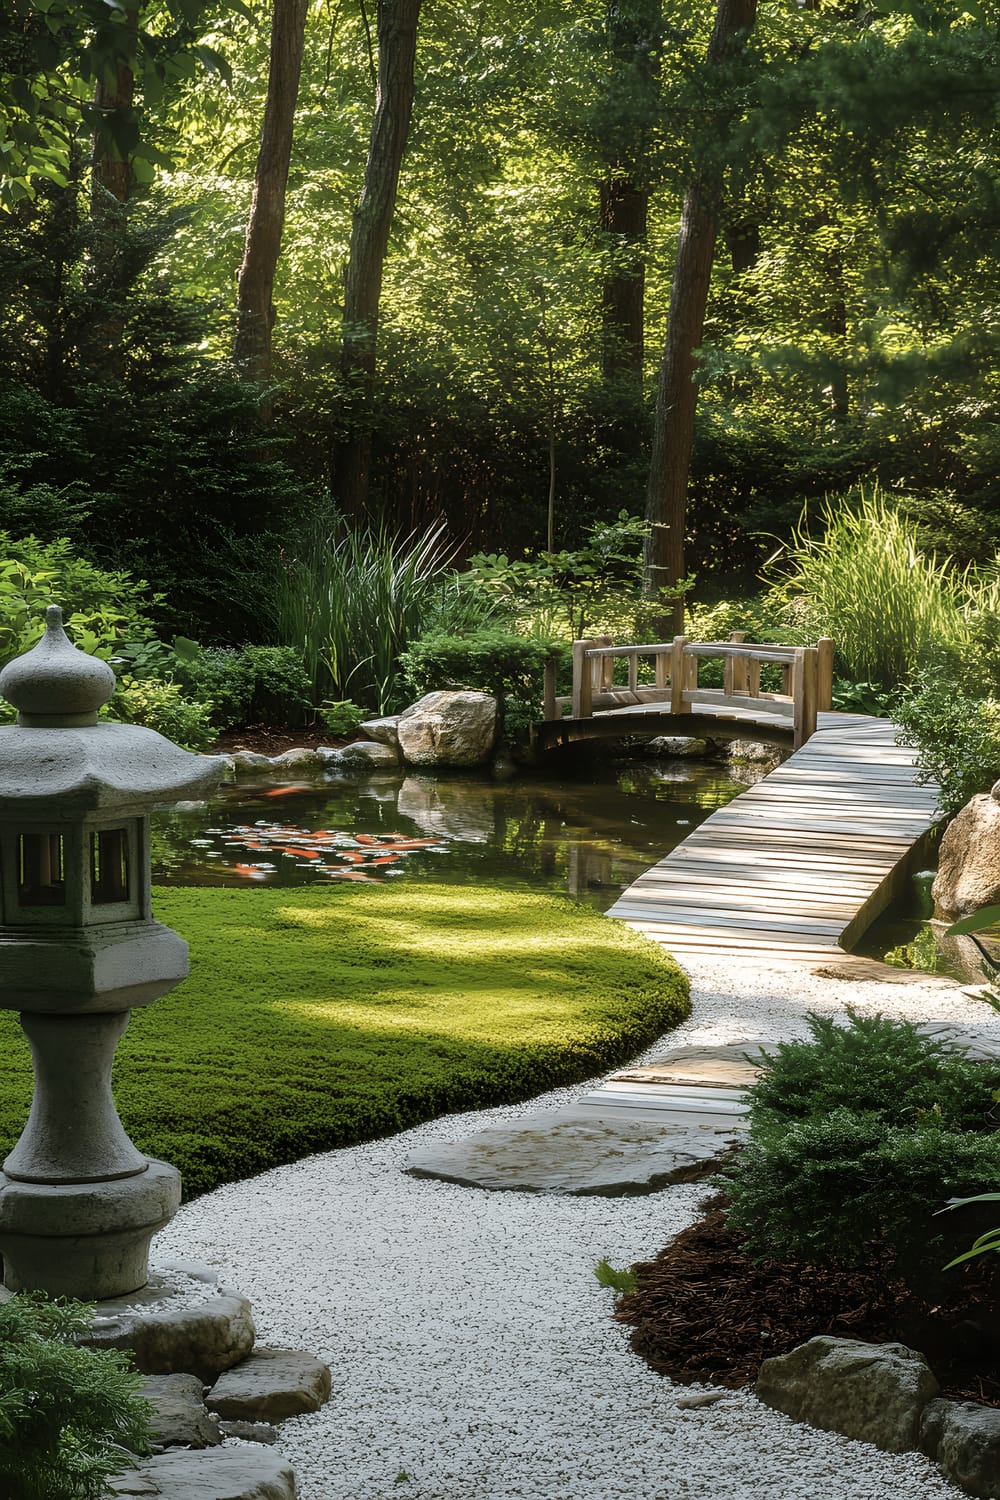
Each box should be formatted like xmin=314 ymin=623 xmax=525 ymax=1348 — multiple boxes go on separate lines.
xmin=550 ymin=632 xmax=834 ymax=750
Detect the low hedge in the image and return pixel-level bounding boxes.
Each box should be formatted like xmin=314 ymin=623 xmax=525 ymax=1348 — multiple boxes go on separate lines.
xmin=0 ymin=885 xmax=689 ymax=1199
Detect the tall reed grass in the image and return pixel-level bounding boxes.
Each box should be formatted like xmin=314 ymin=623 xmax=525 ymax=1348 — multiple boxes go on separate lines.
xmin=767 ymin=490 xmax=967 ymax=690
xmin=271 ymin=518 xmax=460 ymax=712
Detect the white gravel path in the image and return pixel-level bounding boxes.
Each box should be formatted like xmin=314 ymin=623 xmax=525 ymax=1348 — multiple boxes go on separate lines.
xmin=154 ymin=957 xmax=1000 ymax=1500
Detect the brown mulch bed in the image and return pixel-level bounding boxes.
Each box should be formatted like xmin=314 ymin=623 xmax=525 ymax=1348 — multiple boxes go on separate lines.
xmin=212 ymin=725 xmax=351 ymax=757
xmin=616 ymin=1197 xmax=1000 ymax=1407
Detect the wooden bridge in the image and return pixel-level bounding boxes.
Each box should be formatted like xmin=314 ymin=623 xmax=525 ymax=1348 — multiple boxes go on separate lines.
xmin=532 ymin=633 xmax=942 ymax=967
xmin=608 ymin=711 xmax=942 ymax=968
xmin=536 ymin=634 xmax=835 ymax=753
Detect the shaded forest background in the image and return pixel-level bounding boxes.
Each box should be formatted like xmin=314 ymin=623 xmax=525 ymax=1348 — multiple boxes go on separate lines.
xmin=1 ymin=0 xmax=998 ymax=644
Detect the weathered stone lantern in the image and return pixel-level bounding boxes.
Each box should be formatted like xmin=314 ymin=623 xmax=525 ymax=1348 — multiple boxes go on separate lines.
xmin=0 ymin=607 xmax=222 ymax=1300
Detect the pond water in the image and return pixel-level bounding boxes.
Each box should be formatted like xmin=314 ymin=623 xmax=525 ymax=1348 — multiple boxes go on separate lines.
xmin=152 ymin=757 xmax=753 ymax=913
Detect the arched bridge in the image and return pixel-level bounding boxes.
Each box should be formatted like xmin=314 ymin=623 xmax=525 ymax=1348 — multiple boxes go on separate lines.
xmin=535 ymin=634 xmax=835 ymax=754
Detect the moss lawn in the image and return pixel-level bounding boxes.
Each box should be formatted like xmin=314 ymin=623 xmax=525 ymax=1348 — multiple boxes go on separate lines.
xmin=0 ymin=883 xmax=688 ymax=1198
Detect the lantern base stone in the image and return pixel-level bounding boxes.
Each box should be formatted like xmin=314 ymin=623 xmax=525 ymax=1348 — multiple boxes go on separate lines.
xmin=81 ymin=1260 xmax=257 ymax=1382
xmin=0 ymin=1157 xmax=180 ymax=1299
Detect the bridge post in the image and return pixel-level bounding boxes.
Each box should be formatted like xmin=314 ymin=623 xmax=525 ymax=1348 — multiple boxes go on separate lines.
xmin=543 ymin=659 xmax=558 ymax=721
xmin=572 ymin=640 xmax=594 ymax=718
xmin=817 ymin=636 xmax=834 ymax=711
xmin=725 ymin=632 xmax=747 ymax=696
xmin=792 ymin=647 xmax=819 ymax=748
xmin=670 ymin=636 xmax=690 ymax=716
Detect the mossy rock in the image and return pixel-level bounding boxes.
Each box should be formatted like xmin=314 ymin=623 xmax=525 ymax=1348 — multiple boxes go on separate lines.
xmin=0 ymin=884 xmax=688 ymax=1199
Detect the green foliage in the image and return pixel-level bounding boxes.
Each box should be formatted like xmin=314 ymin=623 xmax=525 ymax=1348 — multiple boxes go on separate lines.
xmin=0 ymin=535 xmax=158 ymax=669
xmin=271 ymin=517 xmax=457 ymax=713
xmin=893 ymin=669 xmax=1000 ymax=813
xmin=883 ymin=923 xmax=945 ymax=973
xmin=725 ymin=1010 xmax=1000 ymax=1275
xmin=106 ymin=676 xmax=216 ymax=751
xmin=940 ymin=1192 xmax=1000 ymax=1270
xmin=399 ymin=630 xmax=568 ymax=733
xmin=743 ymin=1010 xmax=998 ymax=1135
xmin=174 ymin=645 xmax=310 ymax=732
xmin=594 ymin=1259 xmax=639 ymax=1296
xmin=0 ymin=1293 xmax=151 ymax=1500
xmin=0 ymin=885 xmax=690 ymax=1200
xmin=726 ymin=1108 xmax=1000 ymax=1272
xmin=766 ymin=489 xmax=965 ymax=691
xmin=320 ymin=700 xmax=366 ymax=736
xmin=466 ymin=514 xmax=689 ymax=642
xmin=830 ymin=679 xmax=893 ymax=716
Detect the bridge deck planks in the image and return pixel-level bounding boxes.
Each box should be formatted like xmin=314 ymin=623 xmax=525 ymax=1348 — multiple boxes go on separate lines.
xmin=607 ymin=712 xmax=942 ymax=968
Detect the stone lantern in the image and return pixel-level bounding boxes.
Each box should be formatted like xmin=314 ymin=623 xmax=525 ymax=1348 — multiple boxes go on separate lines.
xmin=0 ymin=607 xmax=222 ymax=1300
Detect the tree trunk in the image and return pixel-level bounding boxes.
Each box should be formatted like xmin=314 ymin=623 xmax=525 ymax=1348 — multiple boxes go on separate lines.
xmin=643 ymin=0 xmax=757 ymax=634
xmin=84 ymin=8 xmax=136 ymax=381
xmin=598 ymin=0 xmax=659 ymax=386
xmin=600 ymin=176 xmax=648 ymax=380
xmin=234 ymin=0 xmax=308 ymax=388
xmin=335 ymin=0 xmax=422 ymax=515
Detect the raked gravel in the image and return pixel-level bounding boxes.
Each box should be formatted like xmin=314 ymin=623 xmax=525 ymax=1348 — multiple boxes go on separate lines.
xmin=153 ymin=957 xmax=1000 ymax=1500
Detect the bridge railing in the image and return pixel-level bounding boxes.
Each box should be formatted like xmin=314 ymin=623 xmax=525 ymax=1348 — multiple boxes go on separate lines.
xmin=546 ymin=633 xmax=834 ymax=749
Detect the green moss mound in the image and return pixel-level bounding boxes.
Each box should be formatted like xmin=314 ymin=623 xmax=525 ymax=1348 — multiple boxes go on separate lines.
xmin=0 ymin=885 xmax=688 ymax=1199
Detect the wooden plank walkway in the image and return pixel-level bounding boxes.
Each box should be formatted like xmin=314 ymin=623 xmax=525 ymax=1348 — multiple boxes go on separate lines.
xmin=606 ymin=711 xmax=942 ymax=967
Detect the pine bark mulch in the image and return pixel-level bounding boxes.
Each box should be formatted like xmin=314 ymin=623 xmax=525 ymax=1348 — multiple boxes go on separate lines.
xmin=212 ymin=725 xmax=350 ymax=757
xmin=616 ymin=1198 xmax=1000 ymax=1408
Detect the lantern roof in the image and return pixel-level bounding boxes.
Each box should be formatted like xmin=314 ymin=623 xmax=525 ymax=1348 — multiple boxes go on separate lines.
xmin=0 ymin=608 xmax=223 ymax=812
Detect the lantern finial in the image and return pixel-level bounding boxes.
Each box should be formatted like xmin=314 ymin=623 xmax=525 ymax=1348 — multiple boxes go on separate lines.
xmin=0 ymin=606 xmax=117 ymax=726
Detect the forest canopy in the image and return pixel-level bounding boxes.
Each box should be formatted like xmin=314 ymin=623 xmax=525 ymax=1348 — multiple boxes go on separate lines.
xmin=0 ymin=0 xmax=997 ymax=643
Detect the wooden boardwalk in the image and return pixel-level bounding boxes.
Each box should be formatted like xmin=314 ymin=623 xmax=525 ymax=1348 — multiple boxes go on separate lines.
xmin=607 ymin=712 xmax=942 ymax=967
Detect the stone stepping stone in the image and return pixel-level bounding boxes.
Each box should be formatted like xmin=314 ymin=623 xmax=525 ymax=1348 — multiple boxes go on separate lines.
xmin=406 ymin=1107 xmax=742 ymax=1196
xmin=108 ymin=1447 xmax=296 ymax=1498
xmin=85 ymin=1265 xmax=255 ymax=1383
xmin=140 ymin=1373 xmax=222 ymax=1451
xmin=207 ymin=1347 xmax=332 ymax=1423
xmin=611 ymin=1041 xmax=772 ymax=1091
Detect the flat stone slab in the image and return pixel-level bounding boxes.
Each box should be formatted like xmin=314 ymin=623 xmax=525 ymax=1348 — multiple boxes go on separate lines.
xmin=613 ymin=1042 xmax=772 ymax=1090
xmin=108 ymin=1448 xmax=296 ymax=1498
xmin=141 ymin=1373 xmax=222 ymax=1450
xmin=85 ymin=1263 xmax=255 ymax=1383
xmin=208 ymin=1346 xmax=332 ymax=1422
xmin=405 ymin=1109 xmax=741 ymax=1195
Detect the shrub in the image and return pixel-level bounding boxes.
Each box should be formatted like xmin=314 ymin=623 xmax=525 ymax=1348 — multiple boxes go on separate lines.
xmin=320 ymin=699 xmax=366 ymax=736
xmin=893 ymin=667 xmax=1000 ymax=813
xmin=725 ymin=1010 xmax=1000 ymax=1279
xmin=399 ymin=629 xmax=568 ymax=736
xmin=177 ymin=645 xmax=312 ymax=731
xmin=726 ymin=1109 xmax=1000 ymax=1274
xmin=0 ymin=537 xmax=159 ymax=670
xmin=0 ymin=1293 xmax=151 ymax=1500
xmin=106 ymin=677 xmax=216 ymax=751
xmin=744 ymin=1010 xmax=1000 ymax=1135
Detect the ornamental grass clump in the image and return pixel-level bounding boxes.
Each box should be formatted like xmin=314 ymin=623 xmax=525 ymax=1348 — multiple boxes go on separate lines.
xmin=767 ymin=488 xmax=966 ymax=691
xmin=272 ymin=516 xmax=461 ymax=713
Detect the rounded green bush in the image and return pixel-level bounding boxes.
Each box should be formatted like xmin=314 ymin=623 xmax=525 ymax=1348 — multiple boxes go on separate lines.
xmin=0 ymin=884 xmax=689 ymax=1199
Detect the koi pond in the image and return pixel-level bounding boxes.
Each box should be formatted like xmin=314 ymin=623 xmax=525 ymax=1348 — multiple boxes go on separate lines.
xmin=152 ymin=756 xmax=756 ymax=913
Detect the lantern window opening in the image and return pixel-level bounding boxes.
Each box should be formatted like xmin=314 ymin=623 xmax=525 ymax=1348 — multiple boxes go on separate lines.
xmin=18 ymin=832 xmax=66 ymax=907
xmin=90 ymin=827 xmax=130 ymax=905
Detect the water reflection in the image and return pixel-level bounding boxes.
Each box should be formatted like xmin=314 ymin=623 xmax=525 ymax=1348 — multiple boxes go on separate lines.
xmin=151 ymin=758 xmax=746 ymax=913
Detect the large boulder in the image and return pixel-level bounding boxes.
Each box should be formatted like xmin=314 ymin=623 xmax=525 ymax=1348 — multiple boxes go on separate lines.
xmin=921 ymin=1397 xmax=1000 ymax=1499
xmin=933 ymin=792 xmax=1000 ymax=918
xmin=756 ymin=1337 xmax=938 ymax=1453
xmin=396 ymin=691 xmax=497 ymax=768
